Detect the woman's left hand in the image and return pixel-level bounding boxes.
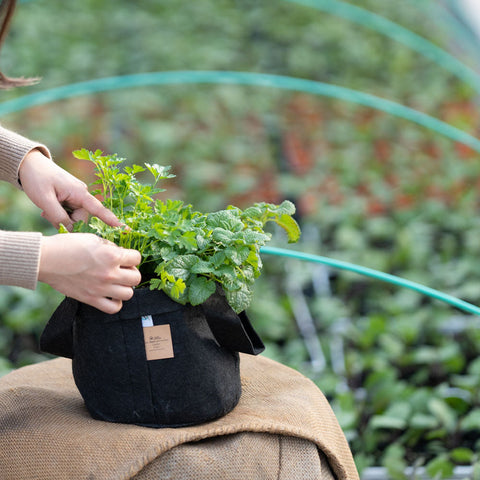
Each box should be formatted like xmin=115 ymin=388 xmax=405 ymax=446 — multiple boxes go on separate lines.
xmin=19 ymin=149 xmax=121 ymax=231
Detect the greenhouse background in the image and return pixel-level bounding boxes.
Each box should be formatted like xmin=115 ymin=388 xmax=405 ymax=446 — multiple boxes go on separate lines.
xmin=1 ymin=0 xmax=480 ymax=477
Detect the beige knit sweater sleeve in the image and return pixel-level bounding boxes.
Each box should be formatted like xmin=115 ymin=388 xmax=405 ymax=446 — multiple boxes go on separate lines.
xmin=0 ymin=125 xmax=52 ymax=290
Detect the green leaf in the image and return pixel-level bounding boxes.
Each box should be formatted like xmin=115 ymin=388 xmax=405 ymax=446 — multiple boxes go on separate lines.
xmin=450 ymin=447 xmax=474 ymax=464
xmin=409 ymin=413 xmax=438 ymax=430
xmin=426 ymin=455 xmax=454 ymax=480
xmin=370 ymin=415 xmax=406 ymax=430
xmin=171 ymin=278 xmax=186 ymax=299
xmin=207 ymin=210 xmax=244 ymax=232
xmin=370 ymin=401 xmax=411 ymax=430
xmin=383 ymin=444 xmax=407 ymax=480
xmin=275 ymin=200 xmax=296 ymax=216
xmin=467 ymin=357 xmax=480 ymax=376
xmin=225 ymin=285 xmax=252 ymax=313
xmin=225 ymin=246 xmax=251 ymax=265
xmin=178 ymin=231 xmax=198 ymax=251
xmin=149 ymin=278 xmax=162 ymax=290
xmin=211 ymin=251 xmax=227 ymax=268
xmin=211 ymin=227 xmax=235 ymax=244
xmin=124 ymin=164 xmax=145 ymax=175
xmin=240 ymin=205 xmax=264 ymax=221
xmin=277 ymin=214 xmax=301 ymax=243
xmin=188 ymin=276 xmax=216 ymax=306
xmin=165 ymin=255 xmax=199 ymax=281
xmin=243 ymin=230 xmax=271 ymax=244
xmin=72 ymin=148 xmax=91 ymax=160
xmin=460 ymin=408 xmax=480 ymax=431
xmin=145 ymin=163 xmax=175 ymax=181
xmin=428 ymin=398 xmax=457 ymax=431
xmin=190 ymin=260 xmax=214 ymax=274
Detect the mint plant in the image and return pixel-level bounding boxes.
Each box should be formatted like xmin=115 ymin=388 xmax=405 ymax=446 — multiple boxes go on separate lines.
xmin=71 ymin=149 xmax=301 ymax=313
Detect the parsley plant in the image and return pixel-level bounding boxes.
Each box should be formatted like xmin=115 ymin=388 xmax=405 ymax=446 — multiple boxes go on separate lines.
xmin=72 ymin=149 xmax=301 ymax=313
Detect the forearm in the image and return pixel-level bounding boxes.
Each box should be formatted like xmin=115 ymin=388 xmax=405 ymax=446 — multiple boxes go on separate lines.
xmin=0 ymin=125 xmax=51 ymax=187
xmin=0 ymin=230 xmax=42 ymax=289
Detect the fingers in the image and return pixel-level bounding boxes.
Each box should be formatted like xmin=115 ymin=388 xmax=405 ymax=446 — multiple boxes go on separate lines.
xmin=118 ymin=265 xmax=142 ymax=287
xmin=87 ymin=268 xmax=140 ymax=314
xmin=119 ymin=248 xmax=142 ymax=268
xmin=93 ymin=297 xmax=124 ymax=315
xmin=80 ymin=195 xmax=122 ymax=227
xmin=95 ymin=249 xmax=141 ymax=314
xmin=39 ymin=233 xmax=143 ymax=315
xmin=40 ymin=194 xmax=75 ymax=230
xmin=43 ymin=199 xmax=121 ymax=232
xmin=69 ymin=207 xmax=89 ymax=224
xmin=19 ymin=150 xmax=120 ymax=229
xmin=75 ymin=272 xmax=139 ymax=314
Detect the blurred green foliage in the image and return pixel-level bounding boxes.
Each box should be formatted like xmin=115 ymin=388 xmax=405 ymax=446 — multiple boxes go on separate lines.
xmin=1 ymin=0 xmax=480 ymax=476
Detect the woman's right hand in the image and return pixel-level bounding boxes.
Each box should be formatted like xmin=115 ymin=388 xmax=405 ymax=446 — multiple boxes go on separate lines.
xmin=38 ymin=233 xmax=141 ymax=314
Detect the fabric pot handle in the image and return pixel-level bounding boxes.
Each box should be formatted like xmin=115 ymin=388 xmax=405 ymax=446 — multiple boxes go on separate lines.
xmin=40 ymin=297 xmax=77 ymax=359
xmin=201 ymin=293 xmax=265 ymax=356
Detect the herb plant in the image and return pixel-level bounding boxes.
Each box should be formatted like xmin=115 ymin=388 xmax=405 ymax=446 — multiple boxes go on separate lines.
xmin=71 ymin=149 xmax=301 ymax=313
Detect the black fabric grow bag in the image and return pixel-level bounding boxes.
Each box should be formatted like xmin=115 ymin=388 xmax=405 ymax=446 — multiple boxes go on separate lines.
xmin=40 ymin=287 xmax=264 ymax=428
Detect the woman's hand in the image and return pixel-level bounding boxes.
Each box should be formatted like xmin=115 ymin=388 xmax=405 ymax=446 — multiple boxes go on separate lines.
xmin=39 ymin=233 xmax=142 ymax=314
xmin=19 ymin=149 xmax=120 ymax=230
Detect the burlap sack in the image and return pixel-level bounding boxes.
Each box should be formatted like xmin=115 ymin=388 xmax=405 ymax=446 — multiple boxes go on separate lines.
xmin=0 ymin=354 xmax=359 ymax=480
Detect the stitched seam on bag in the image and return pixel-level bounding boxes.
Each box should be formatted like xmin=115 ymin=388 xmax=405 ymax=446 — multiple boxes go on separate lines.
xmin=145 ymin=341 xmax=157 ymax=424
xmin=121 ymin=320 xmax=140 ymax=420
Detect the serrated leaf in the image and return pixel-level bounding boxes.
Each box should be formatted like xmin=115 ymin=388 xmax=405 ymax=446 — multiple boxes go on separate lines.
xmin=225 ymin=285 xmax=253 ymax=313
xmin=149 ymin=278 xmax=162 ymax=290
xmin=275 ymin=200 xmax=296 ymax=216
xmin=188 ymin=276 xmax=216 ymax=306
xmin=166 ymin=255 xmax=199 ymax=280
xmin=125 ymin=164 xmax=145 ymax=175
xmin=243 ymin=230 xmax=271 ymax=245
xmin=178 ymin=231 xmax=198 ymax=251
xmin=191 ymin=260 xmax=214 ymax=274
xmin=211 ymin=228 xmax=234 ymax=244
xmin=207 ymin=211 xmax=244 ymax=232
xmin=214 ymin=263 xmax=237 ymax=279
xmin=241 ymin=206 xmax=263 ymax=221
xmin=72 ymin=148 xmax=91 ymax=160
xmin=196 ymin=234 xmax=209 ymax=250
xmin=225 ymin=246 xmax=251 ymax=266
xmin=171 ymin=278 xmax=186 ymax=298
xmin=211 ymin=251 xmax=226 ymax=268
xmin=145 ymin=163 xmax=175 ymax=181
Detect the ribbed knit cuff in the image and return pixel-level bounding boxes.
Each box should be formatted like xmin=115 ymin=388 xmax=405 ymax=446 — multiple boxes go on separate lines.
xmin=0 ymin=230 xmax=42 ymax=290
xmin=0 ymin=125 xmax=51 ymax=188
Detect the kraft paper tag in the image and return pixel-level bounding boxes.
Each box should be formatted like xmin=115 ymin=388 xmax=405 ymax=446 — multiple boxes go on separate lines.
xmin=143 ymin=324 xmax=174 ymax=361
